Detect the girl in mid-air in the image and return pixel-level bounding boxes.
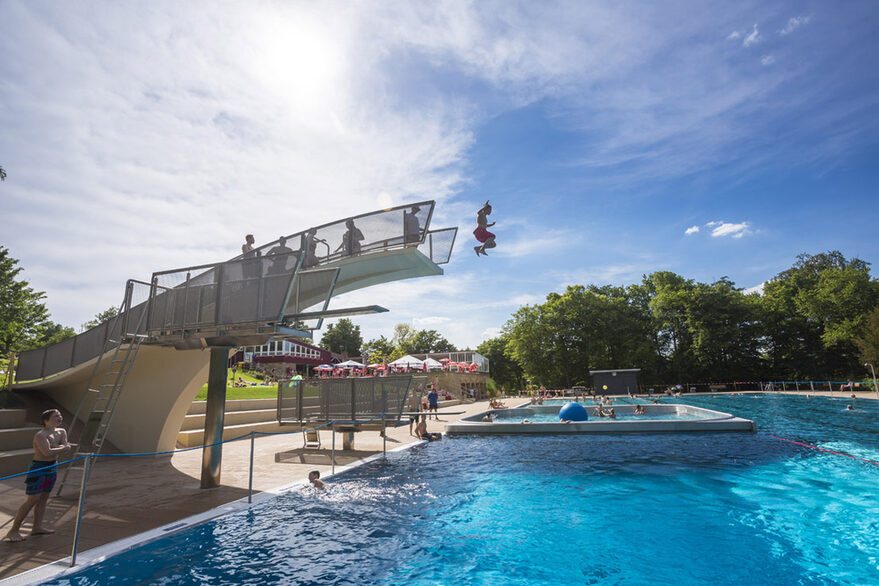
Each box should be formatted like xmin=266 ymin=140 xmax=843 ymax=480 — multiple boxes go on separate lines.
xmin=473 ymin=200 xmax=496 ymax=256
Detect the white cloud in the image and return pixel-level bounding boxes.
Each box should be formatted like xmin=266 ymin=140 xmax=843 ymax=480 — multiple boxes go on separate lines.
xmin=780 ymin=15 xmax=811 ymax=36
xmin=685 ymin=225 xmax=700 ymax=235
xmin=743 ymin=282 xmax=765 ymax=295
xmin=743 ymin=24 xmax=760 ymax=47
xmin=495 ymin=233 xmax=576 ymax=258
xmin=709 ymin=221 xmax=750 ymax=239
xmin=413 ymin=316 xmax=451 ymax=327
xmin=480 ymin=327 xmax=502 ymax=339
xmin=727 ymin=31 xmax=741 ymax=40
xmin=761 ymin=55 xmax=775 ymax=66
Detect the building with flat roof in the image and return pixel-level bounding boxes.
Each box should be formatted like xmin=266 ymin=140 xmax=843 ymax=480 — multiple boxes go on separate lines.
xmin=590 ymin=368 xmax=641 ymax=396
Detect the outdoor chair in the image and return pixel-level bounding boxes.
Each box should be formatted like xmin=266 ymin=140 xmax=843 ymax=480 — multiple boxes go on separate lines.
xmin=303 ymin=427 xmax=321 ymax=449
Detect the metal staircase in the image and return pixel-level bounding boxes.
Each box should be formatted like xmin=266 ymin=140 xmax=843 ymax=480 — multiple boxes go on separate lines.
xmin=55 ymin=280 xmax=149 ymax=496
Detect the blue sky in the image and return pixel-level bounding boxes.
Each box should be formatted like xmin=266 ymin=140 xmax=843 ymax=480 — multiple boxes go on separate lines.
xmin=1 ymin=1 xmax=878 ymax=349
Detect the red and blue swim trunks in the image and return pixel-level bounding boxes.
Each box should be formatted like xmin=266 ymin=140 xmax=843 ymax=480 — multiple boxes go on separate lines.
xmin=25 ymin=460 xmax=57 ymax=495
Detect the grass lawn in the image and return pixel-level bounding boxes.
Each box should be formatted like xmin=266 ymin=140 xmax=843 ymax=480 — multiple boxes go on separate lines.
xmin=195 ymin=368 xmax=276 ymax=401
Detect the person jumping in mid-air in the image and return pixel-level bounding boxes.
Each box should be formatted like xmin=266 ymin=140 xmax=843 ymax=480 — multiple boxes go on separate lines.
xmin=473 ymin=200 xmax=496 ymax=256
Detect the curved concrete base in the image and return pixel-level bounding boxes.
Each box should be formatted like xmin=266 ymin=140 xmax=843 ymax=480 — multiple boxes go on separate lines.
xmin=13 ymin=345 xmax=214 ymax=453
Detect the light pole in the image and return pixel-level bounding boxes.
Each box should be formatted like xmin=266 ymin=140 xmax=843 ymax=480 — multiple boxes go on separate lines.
xmin=866 ymin=363 xmax=879 ymax=400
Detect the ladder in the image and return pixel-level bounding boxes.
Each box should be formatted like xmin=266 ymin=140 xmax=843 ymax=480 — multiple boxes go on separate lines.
xmin=55 ymin=281 xmax=149 ymax=496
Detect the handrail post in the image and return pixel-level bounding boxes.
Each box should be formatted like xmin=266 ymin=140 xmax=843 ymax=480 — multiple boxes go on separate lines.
xmin=331 ymin=421 xmax=336 ymax=475
xmin=382 ymin=414 xmax=386 ymax=456
xmin=70 ymin=455 xmax=92 ymax=567
xmin=248 ymin=432 xmax=255 ymax=504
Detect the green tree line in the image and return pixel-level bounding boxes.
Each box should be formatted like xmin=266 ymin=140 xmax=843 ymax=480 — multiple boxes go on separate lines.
xmin=319 ymin=320 xmax=458 ymax=362
xmin=485 ymin=251 xmax=879 ymax=389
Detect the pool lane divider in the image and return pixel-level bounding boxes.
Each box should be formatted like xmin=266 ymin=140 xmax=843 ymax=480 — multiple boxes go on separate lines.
xmin=763 ymin=434 xmax=879 ymax=466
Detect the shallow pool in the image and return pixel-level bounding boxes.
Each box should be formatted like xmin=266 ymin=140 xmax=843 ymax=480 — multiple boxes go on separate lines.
xmin=46 ymin=394 xmax=878 ymax=585
xmin=492 ymin=410 xmax=706 ymax=422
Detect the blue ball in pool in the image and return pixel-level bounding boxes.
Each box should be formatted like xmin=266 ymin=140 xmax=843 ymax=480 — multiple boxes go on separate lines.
xmin=558 ymin=402 xmax=588 ymax=422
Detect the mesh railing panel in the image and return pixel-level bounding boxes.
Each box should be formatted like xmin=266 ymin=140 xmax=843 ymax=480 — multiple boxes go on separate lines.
xmin=43 ymin=337 xmax=76 ymax=376
xmin=285 ymin=268 xmax=339 ymax=317
xmin=277 ymin=375 xmax=423 ymax=423
xmin=418 ymin=227 xmax=457 ymax=265
xmin=72 ymin=323 xmax=108 ymax=365
xmin=15 ymin=348 xmax=46 ymax=381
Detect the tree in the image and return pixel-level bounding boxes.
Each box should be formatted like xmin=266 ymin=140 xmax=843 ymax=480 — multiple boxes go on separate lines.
xmin=0 ymin=247 xmax=51 ymax=356
xmin=642 ymin=271 xmax=697 ymax=382
xmin=476 ymin=334 xmax=524 ymax=391
xmin=319 ymin=318 xmax=362 ymax=357
xmin=391 ymin=323 xmax=416 ymax=355
xmin=505 ymin=285 xmax=655 ymax=388
xmin=856 ymin=305 xmax=879 ymax=366
xmin=761 ymin=252 xmax=878 ymax=378
xmin=30 ymin=321 xmax=76 ymax=349
xmin=81 ymin=306 xmax=119 ymax=332
xmin=683 ymin=278 xmax=764 ymax=381
xmin=408 ymin=329 xmax=457 ymax=354
xmin=362 ymin=335 xmax=394 ymax=363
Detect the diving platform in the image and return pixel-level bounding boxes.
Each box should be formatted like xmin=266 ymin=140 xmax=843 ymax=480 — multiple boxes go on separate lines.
xmin=12 ymin=201 xmax=457 ymax=458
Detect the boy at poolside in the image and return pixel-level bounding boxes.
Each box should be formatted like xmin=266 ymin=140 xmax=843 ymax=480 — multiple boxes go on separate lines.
xmin=6 ymin=409 xmax=74 ymax=542
xmin=427 ymin=386 xmax=439 ymax=420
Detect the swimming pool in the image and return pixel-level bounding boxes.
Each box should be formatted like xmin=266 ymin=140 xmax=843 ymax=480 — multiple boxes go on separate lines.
xmin=42 ymin=394 xmax=878 ymax=585
xmin=492 ymin=409 xmax=706 ymax=422
xmin=446 ymin=403 xmax=755 ymax=433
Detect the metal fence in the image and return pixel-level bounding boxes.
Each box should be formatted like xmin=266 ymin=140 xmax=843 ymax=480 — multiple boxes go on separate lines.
xmin=278 ymin=375 xmax=425 ymax=424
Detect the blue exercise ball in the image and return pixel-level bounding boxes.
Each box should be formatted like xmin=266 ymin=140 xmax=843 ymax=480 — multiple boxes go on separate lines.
xmin=558 ymin=402 xmax=588 ymax=422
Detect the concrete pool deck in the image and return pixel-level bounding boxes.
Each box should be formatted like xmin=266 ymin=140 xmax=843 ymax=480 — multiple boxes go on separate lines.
xmin=0 ymin=401 xmax=487 ymax=583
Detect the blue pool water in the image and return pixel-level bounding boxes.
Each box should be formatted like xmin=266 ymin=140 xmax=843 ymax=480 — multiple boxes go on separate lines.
xmin=48 ymin=394 xmax=878 ymax=585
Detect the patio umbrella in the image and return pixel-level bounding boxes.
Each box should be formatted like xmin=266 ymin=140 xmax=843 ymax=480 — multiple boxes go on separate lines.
xmin=315 ymin=364 xmax=334 ymax=371
xmin=338 ymin=360 xmax=366 ymax=368
xmin=423 ymin=358 xmax=443 ymax=370
xmin=388 ymin=355 xmax=425 ymax=368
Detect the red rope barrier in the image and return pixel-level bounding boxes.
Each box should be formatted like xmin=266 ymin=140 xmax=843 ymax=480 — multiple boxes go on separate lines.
xmin=764 ymin=434 xmax=879 ymax=466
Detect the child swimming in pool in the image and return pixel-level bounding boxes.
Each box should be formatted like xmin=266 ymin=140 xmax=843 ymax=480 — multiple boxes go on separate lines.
xmin=308 ymin=470 xmax=325 ymax=491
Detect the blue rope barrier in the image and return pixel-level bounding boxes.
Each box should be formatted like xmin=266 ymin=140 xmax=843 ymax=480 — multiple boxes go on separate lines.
xmin=0 ymin=455 xmax=87 ymax=483
xmin=0 ymin=415 xmax=390 ymax=479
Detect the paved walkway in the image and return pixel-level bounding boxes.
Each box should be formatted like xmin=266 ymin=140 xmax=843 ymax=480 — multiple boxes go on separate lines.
xmin=0 ymin=400 xmax=490 ymax=581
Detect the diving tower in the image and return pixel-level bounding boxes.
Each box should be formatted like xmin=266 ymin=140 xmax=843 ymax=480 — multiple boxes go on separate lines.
xmin=12 ymin=202 xmax=457 ymax=484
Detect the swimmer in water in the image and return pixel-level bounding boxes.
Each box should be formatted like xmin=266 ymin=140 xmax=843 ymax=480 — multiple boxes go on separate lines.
xmin=308 ymin=470 xmax=325 ymax=491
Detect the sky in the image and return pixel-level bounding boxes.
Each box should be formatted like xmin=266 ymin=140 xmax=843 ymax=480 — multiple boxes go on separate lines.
xmin=2 ymin=0 xmax=878 ymax=350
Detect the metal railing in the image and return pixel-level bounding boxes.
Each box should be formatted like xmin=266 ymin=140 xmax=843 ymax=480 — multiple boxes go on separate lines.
xmin=14 ymin=280 xmax=160 ymax=381
xmin=148 ymin=200 xmax=455 ymax=334
xmin=15 ymin=201 xmax=457 ymax=382
xmin=278 ymin=375 xmax=425 ymax=424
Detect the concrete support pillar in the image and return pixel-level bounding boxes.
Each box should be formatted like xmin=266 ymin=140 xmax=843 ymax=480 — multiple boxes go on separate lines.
xmin=342 ymin=431 xmax=355 ymax=450
xmin=201 ymin=347 xmax=231 ymax=489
